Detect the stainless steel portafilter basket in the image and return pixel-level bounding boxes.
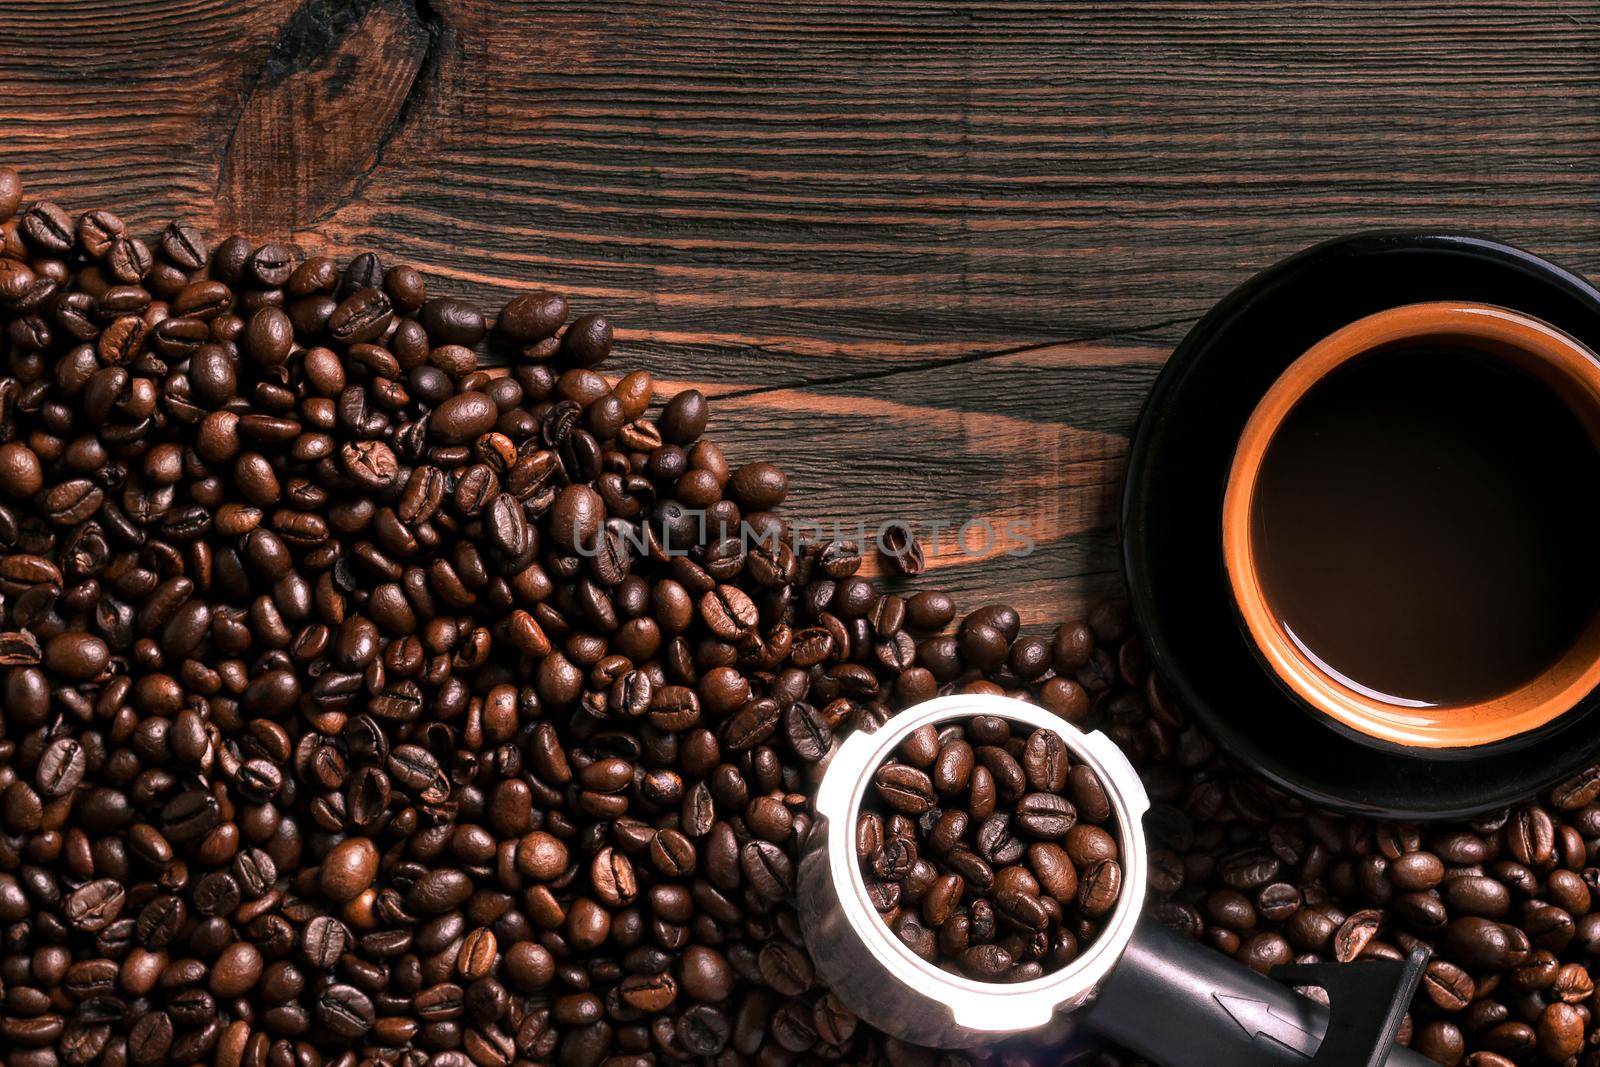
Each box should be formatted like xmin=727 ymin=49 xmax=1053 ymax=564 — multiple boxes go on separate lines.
xmin=798 ymin=694 xmax=1435 ymax=1067
xmin=798 ymin=695 xmax=1149 ymax=1047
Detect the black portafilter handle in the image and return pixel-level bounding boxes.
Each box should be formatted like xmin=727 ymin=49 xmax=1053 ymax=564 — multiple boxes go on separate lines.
xmin=1080 ymin=920 xmax=1435 ymax=1067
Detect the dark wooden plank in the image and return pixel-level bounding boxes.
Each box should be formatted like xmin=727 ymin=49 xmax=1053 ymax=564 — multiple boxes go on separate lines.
xmin=215 ymin=1 xmax=435 ymax=234
xmin=3 ymin=0 xmax=1599 ymax=617
xmin=5 ymin=0 xmax=1599 ymax=376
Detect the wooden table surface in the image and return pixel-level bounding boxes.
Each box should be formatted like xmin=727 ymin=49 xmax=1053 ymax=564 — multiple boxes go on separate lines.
xmin=5 ymin=0 xmax=1598 ymax=626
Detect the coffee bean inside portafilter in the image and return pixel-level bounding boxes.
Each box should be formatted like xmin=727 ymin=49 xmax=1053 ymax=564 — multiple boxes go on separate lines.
xmin=858 ymin=718 xmax=1121 ymax=982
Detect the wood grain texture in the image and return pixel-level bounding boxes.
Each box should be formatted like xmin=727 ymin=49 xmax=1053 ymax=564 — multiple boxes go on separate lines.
xmin=3 ymin=0 xmax=1599 ymax=622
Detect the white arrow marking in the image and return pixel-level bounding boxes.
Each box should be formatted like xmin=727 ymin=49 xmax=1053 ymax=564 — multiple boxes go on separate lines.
xmin=1215 ymin=994 xmax=1320 ymax=1057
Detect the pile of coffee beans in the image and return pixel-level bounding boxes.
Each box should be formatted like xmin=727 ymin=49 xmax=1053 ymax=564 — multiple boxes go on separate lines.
xmin=858 ymin=717 xmax=1122 ymax=982
xmin=0 ymin=165 xmax=1118 ymax=1067
xmin=7 ymin=164 xmax=1600 ymax=1067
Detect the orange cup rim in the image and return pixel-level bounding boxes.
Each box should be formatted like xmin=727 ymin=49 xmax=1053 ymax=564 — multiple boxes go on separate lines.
xmin=1222 ymin=301 xmax=1600 ymax=749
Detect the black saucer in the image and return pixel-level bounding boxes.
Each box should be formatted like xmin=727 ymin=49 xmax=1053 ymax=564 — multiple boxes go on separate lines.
xmin=1122 ymin=233 xmax=1600 ymax=819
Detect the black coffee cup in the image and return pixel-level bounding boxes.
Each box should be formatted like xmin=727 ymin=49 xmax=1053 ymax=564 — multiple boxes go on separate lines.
xmin=1123 ymin=234 xmax=1600 ymax=818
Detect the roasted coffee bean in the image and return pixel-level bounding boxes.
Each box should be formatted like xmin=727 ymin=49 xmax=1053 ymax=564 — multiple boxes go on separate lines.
xmin=1423 ymin=960 xmax=1476 ymax=1012
xmin=558 ymin=313 xmax=612 ymax=367
xmin=975 ymin=813 xmax=1023 ymax=866
xmin=782 ymin=702 xmax=833 ymax=762
xmin=1023 ymin=728 xmax=1070 ymax=792
xmin=1015 ymin=793 xmax=1078 ymax=839
xmin=64 ymin=879 xmax=125 ymax=932
xmin=1538 ymin=1001 xmax=1584 ymax=1060
xmin=37 ymin=737 xmax=87 ymax=795
xmin=1390 ymin=850 xmax=1444 ymax=891
xmin=127 ymin=1011 xmax=173 ymax=1065
xmin=742 ymin=840 xmax=795 ymax=900
xmin=678 ymin=1003 xmax=731 ymax=1055
xmin=433 ymin=390 xmax=499 ymax=444
xmin=160 ymin=220 xmax=207 ymax=269
xmin=1444 ymin=917 xmax=1529 ymax=971
xmin=302 ymin=915 xmax=350 ymax=969
xmin=320 ymin=836 xmax=379 ymax=902
xmin=43 ymin=632 xmax=108 ymax=679
xmin=21 ymin=200 xmax=74 ymax=253
xmin=211 ymin=942 xmax=265 ymax=997
xmin=659 ymin=390 xmax=708 ymax=444
xmin=498 ymin=291 xmax=567 ymax=342
xmin=328 ymin=287 xmax=393 ymax=344
xmin=873 ymin=764 xmax=937 ymax=814
xmin=421 ymin=297 xmax=486 ymax=345
xmin=1079 ymin=859 xmax=1123 ymax=918
xmin=318 ymin=983 xmax=376 ymax=1038
xmin=701 ymin=583 xmax=759 ymax=638
xmin=958 ymin=944 xmax=1014 ymax=980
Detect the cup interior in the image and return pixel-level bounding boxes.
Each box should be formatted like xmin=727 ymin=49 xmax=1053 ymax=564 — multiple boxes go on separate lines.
xmin=1223 ymin=301 xmax=1600 ymax=749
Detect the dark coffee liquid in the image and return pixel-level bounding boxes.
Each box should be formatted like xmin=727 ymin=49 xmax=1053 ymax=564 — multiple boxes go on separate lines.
xmin=1251 ymin=346 xmax=1600 ymax=707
